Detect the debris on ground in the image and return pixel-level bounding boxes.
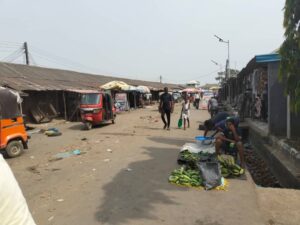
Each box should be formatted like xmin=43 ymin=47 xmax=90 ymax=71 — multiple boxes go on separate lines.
xmin=81 ymin=138 xmax=88 ymax=141
xmin=106 ymin=149 xmax=113 ymax=153
xmin=50 ymin=149 xmax=82 ymax=161
xmin=56 ymin=199 xmax=64 ymax=202
xmin=103 ymin=159 xmax=111 ymax=162
xmin=27 ymin=165 xmax=40 ymax=174
xmin=27 ymin=129 xmax=42 ymax=135
xmin=44 ymin=128 xmax=62 ymax=137
xmin=48 ymin=216 xmax=54 ymax=222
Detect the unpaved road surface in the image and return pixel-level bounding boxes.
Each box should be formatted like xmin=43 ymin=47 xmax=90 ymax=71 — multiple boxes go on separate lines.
xmin=6 ymin=105 xmax=300 ymax=225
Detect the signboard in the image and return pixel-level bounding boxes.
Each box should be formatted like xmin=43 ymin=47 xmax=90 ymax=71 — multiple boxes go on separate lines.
xmin=115 ymin=93 xmax=129 ymax=112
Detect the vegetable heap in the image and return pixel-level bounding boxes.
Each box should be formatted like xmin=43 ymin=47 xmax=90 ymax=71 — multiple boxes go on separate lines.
xmin=180 ymin=150 xmax=200 ymax=162
xmin=217 ymin=155 xmax=244 ymax=177
xmin=168 ymin=167 xmax=203 ymax=187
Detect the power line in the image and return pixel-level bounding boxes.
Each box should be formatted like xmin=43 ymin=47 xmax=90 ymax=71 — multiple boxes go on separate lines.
xmin=28 ymin=53 xmax=37 ymax=66
xmin=1 ymin=47 xmax=24 ymax=62
xmin=30 ymin=46 xmax=99 ymax=73
xmin=30 ymin=51 xmax=84 ymax=69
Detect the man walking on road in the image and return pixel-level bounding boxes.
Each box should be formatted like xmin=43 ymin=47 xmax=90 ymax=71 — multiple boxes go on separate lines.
xmin=159 ymin=87 xmax=174 ymax=130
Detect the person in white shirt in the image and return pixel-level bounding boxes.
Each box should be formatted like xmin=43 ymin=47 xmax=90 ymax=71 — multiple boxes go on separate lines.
xmin=194 ymin=93 xmax=200 ymax=109
xmin=181 ymin=96 xmax=190 ymax=130
xmin=208 ymin=96 xmax=219 ymax=118
xmin=0 ymin=154 xmax=37 ymax=225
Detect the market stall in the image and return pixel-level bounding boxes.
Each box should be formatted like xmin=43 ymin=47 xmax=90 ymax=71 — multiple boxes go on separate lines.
xmin=168 ymin=136 xmax=245 ymax=191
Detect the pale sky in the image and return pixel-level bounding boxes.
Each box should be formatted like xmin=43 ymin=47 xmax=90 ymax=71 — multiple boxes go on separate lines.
xmin=0 ymin=0 xmax=285 ymax=84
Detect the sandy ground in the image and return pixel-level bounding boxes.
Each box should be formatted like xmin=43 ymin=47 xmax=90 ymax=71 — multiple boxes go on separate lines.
xmin=5 ymin=104 xmax=300 ymax=225
xmin=256 ymin=187 xmax=300 ymax=225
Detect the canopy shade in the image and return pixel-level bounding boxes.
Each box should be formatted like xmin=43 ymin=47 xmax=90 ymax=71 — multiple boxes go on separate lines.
xmin=101 ymin=81 xmax=130 ymax=91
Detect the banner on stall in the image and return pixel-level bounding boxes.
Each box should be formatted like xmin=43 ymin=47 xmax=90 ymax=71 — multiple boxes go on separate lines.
xmin=115 ymin=93 xmax=129 ymax=111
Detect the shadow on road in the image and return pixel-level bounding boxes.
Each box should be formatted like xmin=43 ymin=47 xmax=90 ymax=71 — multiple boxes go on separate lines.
xmin=95 ymin=146 xmax=186 ymax=225
xmin=68 ymin=123 xmax=111 ymax=131
xmin=134 ymin=125 xmax=162 ymax=131
xmin=148 ymin=136 xmax=194 ymax=147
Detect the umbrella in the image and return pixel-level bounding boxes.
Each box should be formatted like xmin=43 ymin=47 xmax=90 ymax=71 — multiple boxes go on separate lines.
xmin=101 ymin=81 xmax=130 ymax=90
xmin=123 ymin=85 xmax=138 ymax=92
xmin=136 ymin=86 xmax=151 ymax=93
xmin=182 ymin=88 xmax=201 ymax=93
xmin=209 ymin=86 xmax=220 ymax=90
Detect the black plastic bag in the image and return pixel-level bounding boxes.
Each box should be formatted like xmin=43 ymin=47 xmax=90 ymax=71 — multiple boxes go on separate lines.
xmin=197 ymin=160 xmax=222 ymax=190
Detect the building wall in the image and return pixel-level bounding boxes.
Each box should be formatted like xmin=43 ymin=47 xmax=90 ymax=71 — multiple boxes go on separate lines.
xmin=291 ymin=111 xmax=300 ymax=137
xmin=268 ymin=62 xmax=287 ymax=136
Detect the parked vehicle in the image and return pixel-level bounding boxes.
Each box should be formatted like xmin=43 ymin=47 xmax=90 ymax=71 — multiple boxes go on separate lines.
xmin=0 ymin=88 xmax=29 ymax=157
xmin=80 ymin=91 xmax=116 ymax=130
xmin=172 ymin=92 xmax=182 ymax=103
xmin=199 ymin=91 xmax=215 ymax=110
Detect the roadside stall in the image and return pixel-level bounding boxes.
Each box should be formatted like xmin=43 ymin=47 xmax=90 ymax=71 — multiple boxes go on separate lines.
xmin=101 ymin=81 xmax=140 ymax=111
xmin=136 ymin=86 xmax=151 ymax=106
xmin=168 ymin=136 xmax=245 ymax=191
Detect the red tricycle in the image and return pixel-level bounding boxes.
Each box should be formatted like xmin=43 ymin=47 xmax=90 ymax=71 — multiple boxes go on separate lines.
xmin=80 ymin=91 xmax=116 ymax=130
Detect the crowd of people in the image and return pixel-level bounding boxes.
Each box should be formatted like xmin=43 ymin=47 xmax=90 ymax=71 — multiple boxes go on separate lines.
xmin=158 ymin=87 xmax=245 ymax=168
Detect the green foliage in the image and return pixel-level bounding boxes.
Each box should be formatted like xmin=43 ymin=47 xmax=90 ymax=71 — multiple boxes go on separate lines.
xmin=279 ymin=0 xmax=300 ymax=112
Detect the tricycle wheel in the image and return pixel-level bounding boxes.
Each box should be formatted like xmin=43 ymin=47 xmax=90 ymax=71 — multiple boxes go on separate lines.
xmin=6 ymin=140 xmax=24 ymax=158
xmin=84 ymin=122 xmax=92 ymax=130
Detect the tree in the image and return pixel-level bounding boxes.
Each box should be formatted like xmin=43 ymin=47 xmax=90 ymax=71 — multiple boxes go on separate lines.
xmin=279 ymin=0 xmax=300 ymax=112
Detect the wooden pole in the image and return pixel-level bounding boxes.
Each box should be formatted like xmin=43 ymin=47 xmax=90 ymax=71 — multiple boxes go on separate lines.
xmin=63 ymin=91 xmax=67 ymax=120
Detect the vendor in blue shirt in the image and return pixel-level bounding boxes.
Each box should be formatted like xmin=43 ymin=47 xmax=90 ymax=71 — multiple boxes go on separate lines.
xmin=203 ymin=112 xmax=229 ymax=136
xmin=215 ymin=117 xmax=245 ymax=168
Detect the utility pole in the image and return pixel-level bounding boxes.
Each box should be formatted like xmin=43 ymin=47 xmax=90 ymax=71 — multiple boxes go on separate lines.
xmin=160 ymin=75 xmax=162 ymax=83
xmin=24 ymin=42 xmax=29 ymax=65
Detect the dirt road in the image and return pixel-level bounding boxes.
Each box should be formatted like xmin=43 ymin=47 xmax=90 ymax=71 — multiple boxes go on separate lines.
xmin=6 ymin=105 xmax=294 ymax=225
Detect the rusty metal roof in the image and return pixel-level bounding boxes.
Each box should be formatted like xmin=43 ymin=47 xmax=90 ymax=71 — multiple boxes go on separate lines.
xmin=0 ymin=62 xmax=180 ymax=91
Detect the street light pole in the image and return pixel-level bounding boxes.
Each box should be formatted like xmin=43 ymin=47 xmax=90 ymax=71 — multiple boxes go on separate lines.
xmin=214 ymin=35 xmax=230 ymax=79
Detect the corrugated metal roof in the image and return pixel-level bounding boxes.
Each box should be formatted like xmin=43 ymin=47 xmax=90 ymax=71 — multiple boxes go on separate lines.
xmin=0 ymin=62 xmax=179 ymax=91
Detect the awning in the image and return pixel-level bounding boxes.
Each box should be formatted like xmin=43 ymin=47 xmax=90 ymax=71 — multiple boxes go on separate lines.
xmin=67 ymin=89 xmax=100 ymax=94
xmin=256 ymin=53 xmax=280 ymax=63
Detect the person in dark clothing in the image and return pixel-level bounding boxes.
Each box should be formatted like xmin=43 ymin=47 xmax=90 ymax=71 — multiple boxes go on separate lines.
xmin=215 ymin=117 xmax=245 ymax=168
xmin=159 ymin=87 xmax=174 ymax=130
xmin=203 ymin=112 xmax=229 ymax=136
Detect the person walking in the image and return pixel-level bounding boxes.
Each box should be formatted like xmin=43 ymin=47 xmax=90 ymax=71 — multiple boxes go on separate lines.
xmin=194 ymin=92 xmax=200 ymax=109
xmin=208 ymin=96 xmax=219 ymax=118
xmin=159 ymin=87 xmax=174 ymax=130
xmin=181 ymin=96 xmax=190 ymax=130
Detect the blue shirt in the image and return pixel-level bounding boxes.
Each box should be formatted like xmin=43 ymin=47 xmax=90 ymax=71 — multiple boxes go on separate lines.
xmin=214 ymin=117 xmax=240 ymax=132
xmin=211 ymin=112 xmax=229 ymax=125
